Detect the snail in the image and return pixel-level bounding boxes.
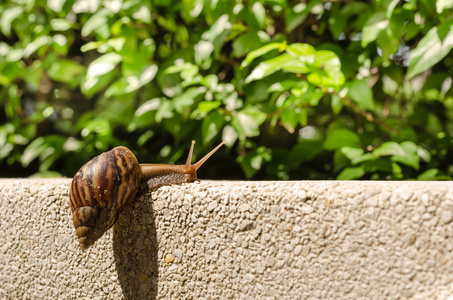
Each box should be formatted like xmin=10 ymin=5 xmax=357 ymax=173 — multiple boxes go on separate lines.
xmin=69 ymin=140 xmax=225 ymax=250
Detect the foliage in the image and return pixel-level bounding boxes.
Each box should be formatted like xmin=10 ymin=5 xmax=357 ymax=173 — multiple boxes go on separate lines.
xmin=1 ymin=0 xmax=453 ymax=180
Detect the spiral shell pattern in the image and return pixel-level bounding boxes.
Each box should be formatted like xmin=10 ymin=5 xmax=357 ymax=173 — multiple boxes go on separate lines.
xmin=69 ymin=146 xmax=141 ymax=249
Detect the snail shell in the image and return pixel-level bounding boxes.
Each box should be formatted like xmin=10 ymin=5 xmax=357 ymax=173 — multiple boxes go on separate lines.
xmin=69 ymin=146 xmax=141 ymax=250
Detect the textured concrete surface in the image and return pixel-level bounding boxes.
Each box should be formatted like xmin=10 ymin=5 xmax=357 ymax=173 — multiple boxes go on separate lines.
xmin=1 ymin=179 xmax=453 ymax=299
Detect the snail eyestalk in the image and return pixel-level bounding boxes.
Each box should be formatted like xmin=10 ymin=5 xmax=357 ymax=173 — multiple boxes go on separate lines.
xmin=186 ymin=140 xmax=196 ymax=167
xmin=193 ymin=141 xmax=226 ymax=169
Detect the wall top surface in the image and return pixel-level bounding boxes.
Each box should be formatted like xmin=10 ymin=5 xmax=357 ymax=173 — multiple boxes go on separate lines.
xmin=1 ymin=179 xmax=453 ymax=299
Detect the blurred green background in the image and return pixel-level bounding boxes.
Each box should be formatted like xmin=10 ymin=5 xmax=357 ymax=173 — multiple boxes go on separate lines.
xmin=1 ymin=0 xmax=453 ymax=180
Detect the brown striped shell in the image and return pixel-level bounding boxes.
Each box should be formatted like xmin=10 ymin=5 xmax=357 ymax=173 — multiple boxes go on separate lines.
xmin=69 ymin=146 xmax=141 ymax=250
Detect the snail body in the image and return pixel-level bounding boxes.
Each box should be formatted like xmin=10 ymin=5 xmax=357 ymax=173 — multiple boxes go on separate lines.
xmin=69 ymin=141 xmax=225 ymax=250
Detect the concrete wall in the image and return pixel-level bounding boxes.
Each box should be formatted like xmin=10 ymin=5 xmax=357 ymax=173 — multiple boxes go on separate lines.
xmin=1 ymin=179 xmax=453 ymax=299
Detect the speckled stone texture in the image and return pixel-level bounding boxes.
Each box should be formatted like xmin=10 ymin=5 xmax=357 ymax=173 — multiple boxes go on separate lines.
xmin=1 ymin=179 xmax=453 ymax=299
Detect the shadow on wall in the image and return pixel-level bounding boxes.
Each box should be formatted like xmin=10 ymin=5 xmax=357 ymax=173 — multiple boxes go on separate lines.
xmin=113 ymin=193 xmax=158 ymax=299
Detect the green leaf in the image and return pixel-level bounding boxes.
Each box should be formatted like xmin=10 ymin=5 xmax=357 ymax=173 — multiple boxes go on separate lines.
xmin=202 ymin=14 xmax=231 ymax=42
xmin=437 ymin=0 xmax=453 ymax=13
xmin=81 ymin=119 xmax=111 ymax=137
xmin=251 ymin=2 xmax=266 ymax=28
xmin=82 ymin=70 xmax=116 ymax=97
xmin=29 ymin=171 xmax=63 ymax=178
xmin=3 ymin=45 xmax=23 ymax=62
xmin=47 ymin=0 xmax=66 ymax=13
xmin=280 ymin=44 xmax=316 ymax=74
xmin=241 ymin=42 xmax=283 ymax=68
xmin=377 ymin=25 xmax=401 ymax=62
xmin=201 ymin=74 xmax=218 ymax=89
xmin=347 ymin=79 xmax=375 ymax=110
xmin=232 ymin=31 xmax=268 ymax=57
xmin=23 ymin=36 xmax=52 ymax=57
xmin=137 ymin=98 xmax=161 ymax=115
xmin=373 ymin=141 xmax=420 ymax=170
xmin=337 ymin=165 xmax=366 ymax=180
xmin=405 ymin=22 xmax=420 ymax=41
xmin=417 ymin=169 xmax=451 ymax=180
xmin=50 ymin=19 xmax=73 ymax=31
xmin=105 ymin=64 xmax=158 ymax=96
xmin=407 ymin=20 xmax=453 ymax=79
xmin=173 ymin=86 xmax=206 ymax=112
xmin=281 ymin=109 xmax=299 ymax=133
xmin=331 ymin=94 xmax=343 ymax=115
xmin=382 ymin=65 xmax=402 ymax=95
xmin=84 ymin=53 xmax=121 ymax=93
xmin=232 ymin=112 xmax=261 ymax=140
xmin=1 ymin=61 xmax=24 ymax=84
xmin=202 ymin=111 xmax=225 ymax=144
xmin=191 ymin=101 xmax=222 ymax=119
xmin=128 ymin=98 xmax=161 ymax=130
xmin=340 ymin=146 xmax=376 ymax=165
xmin=383 ymin=0 xmax=400 ymax=18
xmin=288 ymin=140 xmax=323 ymax=166
xmin=334 ymin=148 xmax=350 ymax=172
xmin=156 ymin=100 xmax=174 ymax=122
xmin=354 ymin=153 xmax=375 ymax=165
xmin=0 ymin=142 xmax=13 ymax=160
xmin=245 ymin=53 xmax=293 ymax=83
xmin=22 ymin=137 xmax=47 ymax=167
xmin=286 ymin=43 xmax=316 ymax=57
xmin=245 ymin=81 xmax=268 ymax=103
xmin=81 ymin=41 xmax=105 ymax=52
xmin=194 ymin=40 xmax=214 ymax=69
xmin=268 ymin=80 xmax=309 ymax=93
xmin=222 ymin=125 xmax=238 ymax=147
xmin=82 ymin=8 xmax=112 ymax=37
xmin=132 ymin=5 xmax=151 ymax=23
xmin=242 ymin=107 xmax=267 ymax=125
xmin=86 ymin=52 xmax=122 ymax=78
xmin=391 ymin=141 xmax=420 ymax=170
xmin=391 ymin=162 xmax=403 ymax=179
xmin=281 ymin=60 xmax=310 ymax=74
xmin=418 ymin=169 xmax=438 ymax=180
xmin=137 ymin=130 xmax=154 ymax=146
xmin=0 ymin=6 xmax=24 ymax=37
xmin=324 ymin=128 xmax=361 ymax=150
xmin=21 ymin=135 xmax=63 ymax=172
xmin=362 ymin=12 xmax=388 ymax=47
xmin=47 ymin=60 xmax=86 ymax=84
xmin=417 ymin=146 xmax=431 ymax=163
xmin=365 ymin=158 xmax=394 ymax=173
xmin=328 ymin=15 xmax=347 ymax=40
xmin=373 ymin=142 xmax=405 ymax=157
xmin=314 ymin=50 xmax=341 ymax=69
xmin=340 ymin=146 xmax=363 ymax=162
xmin=161 ymin=62 xmax=201 ymax=93
xmin=286 ymin=3 xmax=314 ymax=33
xmin=341 ymin=2 xmax=370 ymax=16
xmin=307 ymin=51 xmax=345 ymax=87
xmin=238 ymin=146 xmax=271 ymax=178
